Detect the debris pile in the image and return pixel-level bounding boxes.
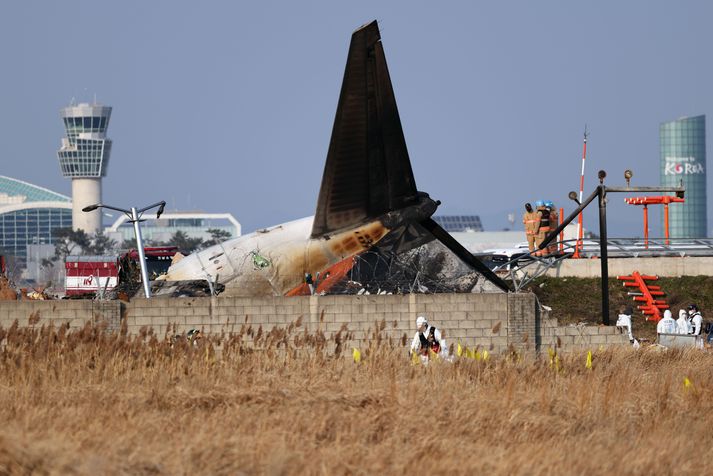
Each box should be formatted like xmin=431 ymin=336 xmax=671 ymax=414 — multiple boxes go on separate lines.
xmin=0 ymin=276 xmax=17 ymax=301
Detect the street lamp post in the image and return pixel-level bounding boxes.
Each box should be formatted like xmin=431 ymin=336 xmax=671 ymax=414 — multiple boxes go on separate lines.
xmin=542 ymin=172 xmax=684 ymax=326
xmin=82 ymin=201 xmax=166 ymax=298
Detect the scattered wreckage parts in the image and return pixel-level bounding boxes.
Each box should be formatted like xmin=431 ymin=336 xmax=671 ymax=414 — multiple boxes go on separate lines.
xmin=149 ymin=280 xmax=225 ymax=298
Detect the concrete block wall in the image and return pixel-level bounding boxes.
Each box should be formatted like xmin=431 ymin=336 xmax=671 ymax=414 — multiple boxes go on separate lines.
xmin=0 ymin=300 xmax=120 ymax=330
xmin=0 ymin=293 xmax=629 ymax=354
xmin=544 ymin=256 xmax=713 ymax=278
xmin=539 ymin=314 xmax=630 ymax=351
xmin=120 ymin=293 xmax=514 ymax=353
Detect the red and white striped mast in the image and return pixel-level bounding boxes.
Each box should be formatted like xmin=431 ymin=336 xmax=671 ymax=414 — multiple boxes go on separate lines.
xmin=573 ymin=126 xmax=588 ymax=258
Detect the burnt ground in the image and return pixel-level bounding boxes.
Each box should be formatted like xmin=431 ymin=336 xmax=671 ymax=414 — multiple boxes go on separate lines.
xmin=523 ymin=275 xmax=713 ymax=342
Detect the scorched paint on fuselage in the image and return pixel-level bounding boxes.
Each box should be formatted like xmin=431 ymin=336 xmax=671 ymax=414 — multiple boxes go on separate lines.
xmin=159 ymin=217 xmax=389 ymax=296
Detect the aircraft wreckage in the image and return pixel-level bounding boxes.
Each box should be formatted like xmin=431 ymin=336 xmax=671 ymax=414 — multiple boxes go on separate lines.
xmin=155 ymin=20 xmax=510 ymax=297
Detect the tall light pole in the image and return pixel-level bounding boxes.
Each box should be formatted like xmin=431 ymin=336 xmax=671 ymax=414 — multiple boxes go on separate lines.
xmin=82 ymin=201 xmax=166 ymax=298
xmin=544 ymin=172 xmax=684 ymax=325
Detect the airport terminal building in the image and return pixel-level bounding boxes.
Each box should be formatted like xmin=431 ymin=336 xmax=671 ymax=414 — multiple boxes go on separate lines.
xmin=660 ymin=115 xmax=707 ymax=238
xmin=105 ymin=212 xmax=241 ymax=245
xmin=0 ymin=176 xmax=72 ymax=263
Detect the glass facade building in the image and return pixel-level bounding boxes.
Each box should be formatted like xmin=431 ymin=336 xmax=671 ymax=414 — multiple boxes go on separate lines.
xmin=0 ymin=176 xmax=72 ymax=262
xmin=660 ymin=115 xmax=707 ymax=238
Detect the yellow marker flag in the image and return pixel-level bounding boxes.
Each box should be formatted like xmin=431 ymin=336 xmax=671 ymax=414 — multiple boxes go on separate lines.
xmin=411 ymin=351 xmax=421 ymax=366
xmin=684 ymin=377 xmax=693 ymax=390
xmin=457 ymin=341 xmax=463 ymax=357
xmin=352 ymin=347 xmax=361 ymax=363
xmin=547 ymin=347 xmax=555 ymax=367
xmin=482 ymin=350 xmax=489 ymax=361
xmin=585 ymin=350 xmax=593 ymax=370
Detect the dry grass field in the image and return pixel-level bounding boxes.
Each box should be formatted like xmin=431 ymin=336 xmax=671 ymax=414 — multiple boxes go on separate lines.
xmin=0 ymin=320 xmax=711 ymax=475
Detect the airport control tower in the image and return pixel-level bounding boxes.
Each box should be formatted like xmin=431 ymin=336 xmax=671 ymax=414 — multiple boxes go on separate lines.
xmin=57 ymin=103 xmax=112 ymax=233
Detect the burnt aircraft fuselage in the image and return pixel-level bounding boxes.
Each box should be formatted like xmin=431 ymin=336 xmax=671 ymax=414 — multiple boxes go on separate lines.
xmin=158 ymin=20 xmax=509 ymax=295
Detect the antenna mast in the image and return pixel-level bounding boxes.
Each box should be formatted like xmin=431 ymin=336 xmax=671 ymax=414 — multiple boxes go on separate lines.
xmin=573 ymin=126 xmax=588 ymax=258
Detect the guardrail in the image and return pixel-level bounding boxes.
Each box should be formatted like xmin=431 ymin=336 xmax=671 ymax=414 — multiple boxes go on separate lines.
xmin=574 ymin=237 xmax=713 ymax=258
xmin=478 ymin=237 xmax=713 ymax=293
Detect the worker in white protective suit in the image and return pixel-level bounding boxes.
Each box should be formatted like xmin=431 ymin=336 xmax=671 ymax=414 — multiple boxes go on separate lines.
xmin=676 ymin=309 xmax=691 ymax=335
xmin=615 ymin=305 xmax=634 ymax=343
xmin=410 ymin=316 xmax=448 ymax=359
xmin=657 ymin=310 xmax=677 ymax=335
xmin=688 ymin=304 xmax=703 ymax=336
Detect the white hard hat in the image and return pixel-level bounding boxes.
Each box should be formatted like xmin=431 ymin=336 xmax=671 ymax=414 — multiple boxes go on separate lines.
xmin=663 ymin=310 xmax=672 ymax=319
xmin=416 ymin=316 xmax=428 ymax=327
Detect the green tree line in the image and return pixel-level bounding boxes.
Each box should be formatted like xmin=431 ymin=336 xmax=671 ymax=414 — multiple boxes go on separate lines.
xmin=46 ymin=228 xmax=232 ymax=265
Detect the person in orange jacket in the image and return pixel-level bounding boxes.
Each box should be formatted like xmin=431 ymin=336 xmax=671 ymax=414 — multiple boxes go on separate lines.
xmin=522 ymin=203 xmax=538 ymax=252
xmin=545 ymin=200 xmax=559 ymax=255
xmin=534 ymin=200 xmax=551 ymax=257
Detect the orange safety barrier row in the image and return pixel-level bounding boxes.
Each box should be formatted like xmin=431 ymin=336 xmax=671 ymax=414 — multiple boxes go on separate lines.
xmin=616 ymin=271 xmax=668 ymax=322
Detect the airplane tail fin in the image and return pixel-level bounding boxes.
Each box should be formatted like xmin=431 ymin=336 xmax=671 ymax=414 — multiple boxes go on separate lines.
xmin=311 ymin=21 xmax=511 ymax=292
xmin=311 ymin=20 xmax=417 ymax=238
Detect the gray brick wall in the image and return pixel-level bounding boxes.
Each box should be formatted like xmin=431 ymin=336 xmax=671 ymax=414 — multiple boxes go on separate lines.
xmin=0 ymin=293 xmax=629 ymax=353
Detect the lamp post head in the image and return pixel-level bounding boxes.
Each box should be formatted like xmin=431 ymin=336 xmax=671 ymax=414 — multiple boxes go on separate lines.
xmin=598 ymin=170 xmax=607 ymax=184
xmin=624 ymin=169 xmax=633 ymax=188
xmin=82 ymin=204 xmax=100 ymax=212
xmin=157 ymin=201 xmax=166 ymax=219
xmin=568 ymin=191 xmax=580 ymax=205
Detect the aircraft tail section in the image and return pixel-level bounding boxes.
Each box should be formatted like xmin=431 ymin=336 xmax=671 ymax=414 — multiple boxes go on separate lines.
xmin=311 ymin=20 xmax=418 ymax=238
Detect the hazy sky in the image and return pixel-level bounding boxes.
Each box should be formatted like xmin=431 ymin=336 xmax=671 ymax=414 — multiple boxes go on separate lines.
xmin=1 ymin=1 xmax=711 ymax=237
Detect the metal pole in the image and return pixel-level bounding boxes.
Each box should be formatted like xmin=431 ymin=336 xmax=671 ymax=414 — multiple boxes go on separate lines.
xmin=664 ymin=202 xmax=670 ymax=245
xmin=559 ymin=207 xmax=564 ymax=252
xmin=131 ymin=207 xmax=152 ymax=298
xmin=643 ymin=205 xmax=649 ymax=249
xmin=539 ymin=187 xmax=600 ymax=250
xmin=598 ymin=186 xmax=609 ymax=325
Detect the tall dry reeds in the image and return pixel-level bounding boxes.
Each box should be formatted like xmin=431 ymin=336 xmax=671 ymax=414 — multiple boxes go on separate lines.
xmin=0 ymin=319 xmax=710 ymax=475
